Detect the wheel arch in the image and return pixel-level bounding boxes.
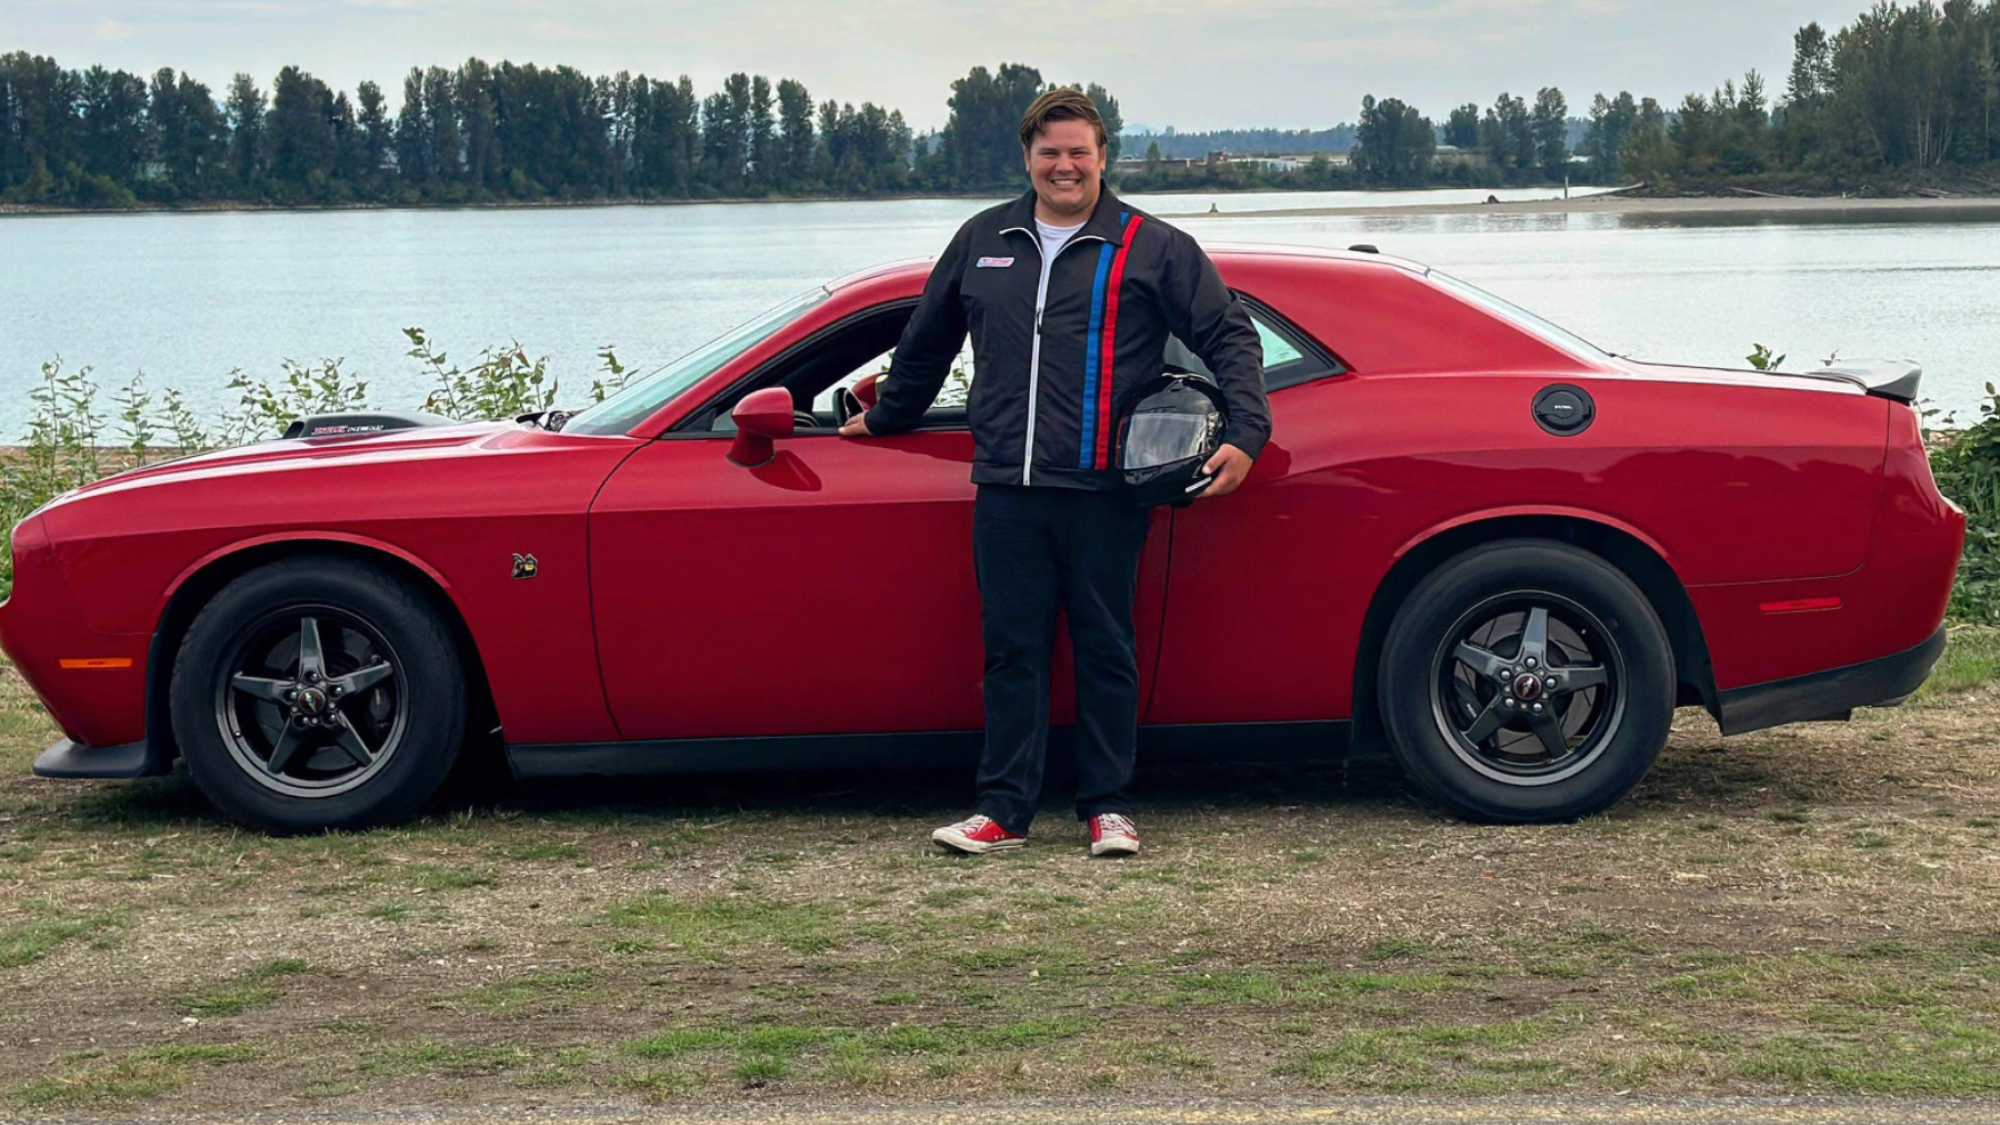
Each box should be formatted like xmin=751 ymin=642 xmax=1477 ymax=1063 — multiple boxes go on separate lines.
xmin=147 ymin=535 xmax=498 ymax=768
xmin=1348 ymin=513 xmax=1718 ymax=756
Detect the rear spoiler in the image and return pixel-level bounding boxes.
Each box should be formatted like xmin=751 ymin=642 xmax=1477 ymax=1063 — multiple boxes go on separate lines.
xmin=1804 ymin=360 xmax=1922 ymax=404
xmin=283 ymin=410 xmax=451 ymax=440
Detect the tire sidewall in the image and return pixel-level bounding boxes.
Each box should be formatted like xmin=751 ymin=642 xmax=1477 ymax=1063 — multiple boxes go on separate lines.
xmin=1378 ymin=540 xmax=1674 ymax=822
xmin=171 ymin=557 xmax=465 ymax=833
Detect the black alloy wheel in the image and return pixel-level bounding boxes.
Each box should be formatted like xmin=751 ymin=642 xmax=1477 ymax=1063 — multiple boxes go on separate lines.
xmin=215 ymin=608 xmax=409 ymax=798
xmin=1432 ymin=595 xmax=1624 ymax=787
xmin=1377 ymin=539 xmax=1674 ymax=823
xmin=172 ymin=556 xmax=467 ymax=833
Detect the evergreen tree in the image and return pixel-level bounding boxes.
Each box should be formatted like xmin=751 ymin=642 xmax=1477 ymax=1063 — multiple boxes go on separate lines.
xmin=223 ymin=72 xmax=266 ymax=190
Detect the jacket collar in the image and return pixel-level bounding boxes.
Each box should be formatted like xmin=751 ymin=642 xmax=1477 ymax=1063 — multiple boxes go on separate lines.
xmin=998 ymin=182 xmax=1133 ymax=246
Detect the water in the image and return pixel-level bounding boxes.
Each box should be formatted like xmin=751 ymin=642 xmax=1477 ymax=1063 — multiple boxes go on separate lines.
xmin=2 ymin=184 xmax=1996 ymax=438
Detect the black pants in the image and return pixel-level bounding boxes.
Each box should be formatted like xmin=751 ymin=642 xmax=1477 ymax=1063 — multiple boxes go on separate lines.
xmin=971 ymin=483 xmax=1151 ymax=835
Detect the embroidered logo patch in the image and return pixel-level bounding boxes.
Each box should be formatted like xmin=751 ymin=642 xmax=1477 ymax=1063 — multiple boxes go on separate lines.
xmin=975 ymin=256 xmax=1014 ymax=268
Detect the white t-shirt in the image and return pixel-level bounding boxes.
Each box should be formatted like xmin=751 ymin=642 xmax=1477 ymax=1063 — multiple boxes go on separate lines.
xmin=1033 ymin=217 xmax=1086 ymax=321
xmin=1036 ymin=216 xmax=1085 ymax=262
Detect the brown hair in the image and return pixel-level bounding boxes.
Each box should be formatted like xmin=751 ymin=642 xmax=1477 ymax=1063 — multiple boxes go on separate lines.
xmin=1019 ymin=87 xmax=1107 ymax=152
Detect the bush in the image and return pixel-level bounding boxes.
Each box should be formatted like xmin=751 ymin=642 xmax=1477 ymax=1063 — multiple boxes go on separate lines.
xmin=0 ymin=330 xmax=628 ymax=596
xmin=1927 ymin=384 xmax=2000 ymax=623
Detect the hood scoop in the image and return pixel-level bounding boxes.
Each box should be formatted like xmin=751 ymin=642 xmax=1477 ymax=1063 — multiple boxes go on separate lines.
xmin=283 ymin=409 xmax=452 ymax=440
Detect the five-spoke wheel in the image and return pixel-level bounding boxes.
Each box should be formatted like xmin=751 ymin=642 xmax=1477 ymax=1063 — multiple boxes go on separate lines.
xmin=1378 ymin=539 xmax=1673 ymax=822
xmin=217 ymin=611 xmax=408 ymax=797
xmin=1434 ymin=597 xmax=1623 ymax=786
xmin=172 ymin=557 xmax=466 ymax=833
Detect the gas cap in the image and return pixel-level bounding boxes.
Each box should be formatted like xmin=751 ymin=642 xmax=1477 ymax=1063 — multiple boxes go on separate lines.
xmin=1531 ymin=384 xmax=1594 ymax=435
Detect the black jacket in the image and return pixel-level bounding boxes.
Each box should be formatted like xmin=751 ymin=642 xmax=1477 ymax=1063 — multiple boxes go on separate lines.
xmin=864 ymin=185 xmax=1271 ymax=491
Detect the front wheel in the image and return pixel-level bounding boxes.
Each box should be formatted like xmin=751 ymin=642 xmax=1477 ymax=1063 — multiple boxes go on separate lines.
xmin=1377 ymin=539 xmax=1674 ymax=823
xmin=170 ymin=556 xmax=466 ymax=833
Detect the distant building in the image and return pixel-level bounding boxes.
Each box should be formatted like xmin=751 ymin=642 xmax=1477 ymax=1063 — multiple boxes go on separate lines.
xmin=1431 ymin=144 xmax=1489 ymax=169
xmin=1117 ymin=150 xmax=1350 ymax=172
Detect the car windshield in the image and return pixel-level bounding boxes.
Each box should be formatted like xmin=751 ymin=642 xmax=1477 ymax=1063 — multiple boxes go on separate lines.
xmin=561 ymin=287 xmax=831 ymax=436
xmin=1425 ymin=270 xmax=1610 ymax=362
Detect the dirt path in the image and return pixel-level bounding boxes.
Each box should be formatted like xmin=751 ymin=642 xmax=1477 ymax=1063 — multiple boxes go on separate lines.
xmin=1 ymin=657 xmax=1996 ymax=1118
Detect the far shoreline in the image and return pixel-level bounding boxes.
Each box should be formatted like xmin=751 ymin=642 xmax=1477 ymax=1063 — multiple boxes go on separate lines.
xmin=1162 ymin=193 xmax=2000 ymax=220
xmin=8 ymin=182 xmax=1995 ymax=221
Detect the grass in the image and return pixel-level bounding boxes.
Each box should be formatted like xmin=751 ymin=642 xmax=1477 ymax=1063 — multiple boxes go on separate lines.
xmin=602 ymin=892 xmax=838 ymax=957
xmin=1923 ymin=625 xmax=2000 ymax=698
xmin=0 ymin=904 xmax=121 ymax=968
xmin=1 ymin=648 xmax=1998 ymax=1110
xmin=9 ymin=1044 xmax=257 ymax=1109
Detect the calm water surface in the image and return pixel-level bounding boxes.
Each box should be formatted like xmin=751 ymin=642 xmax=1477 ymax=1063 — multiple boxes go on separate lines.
xmin=2 ymin=183 xmax=1996 ymax=436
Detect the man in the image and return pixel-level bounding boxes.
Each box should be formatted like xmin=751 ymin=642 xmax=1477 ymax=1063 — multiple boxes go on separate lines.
xmin=839 ymin=88 xmax=1270 ymax=857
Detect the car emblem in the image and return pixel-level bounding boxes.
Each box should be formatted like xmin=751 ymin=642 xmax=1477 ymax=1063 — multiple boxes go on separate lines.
xmin=1513 ymin=673 xmax=1543 ymax=701
xmin=297 ymin=687 xmax=328 ymax=715
xmin=512 ymin=553 xmax=539 ymax=580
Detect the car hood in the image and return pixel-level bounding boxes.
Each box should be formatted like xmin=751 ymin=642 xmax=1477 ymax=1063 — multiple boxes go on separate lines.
xmin=60 ymin=419 xmax=516 ymax=501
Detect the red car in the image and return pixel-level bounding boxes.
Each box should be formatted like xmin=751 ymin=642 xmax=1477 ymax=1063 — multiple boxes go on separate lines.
xmin=0 ymin=247 xmax=1965 ymax=833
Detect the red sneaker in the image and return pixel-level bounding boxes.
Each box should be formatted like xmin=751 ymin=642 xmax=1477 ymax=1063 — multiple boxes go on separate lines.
xmin=1088 ymin=813 xmax=1140 ymax=857
xmin=931 ymin=814 xmax=1026 ymax=855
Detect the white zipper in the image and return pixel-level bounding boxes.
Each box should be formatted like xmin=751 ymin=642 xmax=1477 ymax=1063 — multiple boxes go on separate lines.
xmin=1002 ymin=225 xmax=1107 ymax=487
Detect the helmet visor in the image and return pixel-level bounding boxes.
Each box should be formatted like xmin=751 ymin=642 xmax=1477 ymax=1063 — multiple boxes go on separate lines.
xmin=1121 ymin=411 xmax=1215 ymax=470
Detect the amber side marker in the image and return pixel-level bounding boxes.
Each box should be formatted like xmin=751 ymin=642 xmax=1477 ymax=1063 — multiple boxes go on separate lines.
xmin=59 ymin=658 xmax=133 ymax=670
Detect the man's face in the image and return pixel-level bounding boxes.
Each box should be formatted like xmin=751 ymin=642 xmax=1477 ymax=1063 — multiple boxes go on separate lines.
xmin=1024 ymin=117 xmax=1105 ymax=218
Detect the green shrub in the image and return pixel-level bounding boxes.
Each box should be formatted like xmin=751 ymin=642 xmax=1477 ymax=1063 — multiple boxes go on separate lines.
xmin=0 ymin=330 xmax=627 ymax=597
xmin=1928 ymin=383 xmax=2000 ymax=622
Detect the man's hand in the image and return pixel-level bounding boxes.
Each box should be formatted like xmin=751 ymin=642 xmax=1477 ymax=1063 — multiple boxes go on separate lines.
xmin=838 ymin=411 xmax=875 ymax=438
xmin=1194 ymin=443 xmax=1253 ymax=499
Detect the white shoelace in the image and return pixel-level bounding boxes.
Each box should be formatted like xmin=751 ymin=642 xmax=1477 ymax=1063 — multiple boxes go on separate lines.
xmin=952 ymin=815 xmax=994 ymax=833
xmin=1096 ymin=813 xmax=1136 ymax=838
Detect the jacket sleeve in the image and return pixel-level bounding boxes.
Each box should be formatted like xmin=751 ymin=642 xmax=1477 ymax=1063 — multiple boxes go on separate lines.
xmin=1157 ymin=229 xmax=1271 ymax=460
xmin=863 ymin=219 xmax=973 ymax=436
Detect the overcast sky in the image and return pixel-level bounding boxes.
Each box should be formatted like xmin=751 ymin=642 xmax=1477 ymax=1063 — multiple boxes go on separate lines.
xmin=5 ymin=0 xmax=1873 ymax=132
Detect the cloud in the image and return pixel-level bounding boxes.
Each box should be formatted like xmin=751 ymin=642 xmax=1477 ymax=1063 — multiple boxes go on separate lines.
xmin=94 ymin=16 xmax=137 ymax=40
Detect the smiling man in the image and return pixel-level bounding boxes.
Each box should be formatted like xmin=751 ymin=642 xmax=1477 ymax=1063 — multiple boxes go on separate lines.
xmin=839 ymin=88 xmax=1270 ymax=857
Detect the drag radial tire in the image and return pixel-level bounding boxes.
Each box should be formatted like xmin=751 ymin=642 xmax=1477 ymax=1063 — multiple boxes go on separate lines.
xmin=170 ymin=556 xmax=466 ymax=833
xmin=1377 ymin=539 xmax=1673 ymax=823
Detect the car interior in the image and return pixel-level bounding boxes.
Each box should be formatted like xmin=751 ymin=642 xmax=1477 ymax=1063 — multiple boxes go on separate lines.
xmin=685 ymin=296 xmax=1337 ymax=436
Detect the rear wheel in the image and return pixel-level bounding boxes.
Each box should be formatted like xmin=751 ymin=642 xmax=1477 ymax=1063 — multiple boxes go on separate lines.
xmin=170 ymin=556 xmax=466 ymax=833
xmin=1377 ymin=539 xmax=1673 ymax=822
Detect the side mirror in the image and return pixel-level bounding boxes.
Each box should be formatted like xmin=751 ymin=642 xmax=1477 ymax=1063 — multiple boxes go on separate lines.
xmin=727 ymin=387 xmax=796 ymax=468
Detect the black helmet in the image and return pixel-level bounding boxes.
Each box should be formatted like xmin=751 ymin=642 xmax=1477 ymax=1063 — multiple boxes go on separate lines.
xmin=1118 ymin=374 xmax=1226 ymax=507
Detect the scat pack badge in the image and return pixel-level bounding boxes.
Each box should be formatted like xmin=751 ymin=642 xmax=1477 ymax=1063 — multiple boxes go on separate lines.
xmin=511 ymin=553 xmax=539 ymax=580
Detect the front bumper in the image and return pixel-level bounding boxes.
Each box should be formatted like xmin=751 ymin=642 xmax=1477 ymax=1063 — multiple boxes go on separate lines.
xmin=33 ymin=738 xmax=169 ymax=779
xmin=1715 ymin=623 xmax=1947 ymax=736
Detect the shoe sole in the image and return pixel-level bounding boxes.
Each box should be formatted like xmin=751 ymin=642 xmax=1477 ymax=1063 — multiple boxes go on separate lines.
xmin=932 ymin=830 xmax=1026 ymax=855
xmin=1090 ymin=838 xmax=1140 ymax=857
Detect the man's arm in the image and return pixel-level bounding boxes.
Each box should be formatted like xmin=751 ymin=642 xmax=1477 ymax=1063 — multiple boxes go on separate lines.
xmin=857 ymin=220 xmax=974 ymax=437
xmin=1157 ymin=230 xmax=1271 ymax=462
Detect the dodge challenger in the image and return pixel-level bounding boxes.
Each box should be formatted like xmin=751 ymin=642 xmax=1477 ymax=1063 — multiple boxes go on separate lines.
xmin=0 ymin=246 xmax=1966 ymax=832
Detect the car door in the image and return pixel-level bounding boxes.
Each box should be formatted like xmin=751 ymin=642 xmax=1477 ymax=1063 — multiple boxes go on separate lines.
xmin=587 ymin=311 xmax=1171 ymax=746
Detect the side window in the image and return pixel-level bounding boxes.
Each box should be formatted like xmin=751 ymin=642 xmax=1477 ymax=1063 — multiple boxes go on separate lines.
xmin=811 ymin=338 xmax=976 ymax=413
xmin=1164 ymin=299 xmax=1342 ymax=392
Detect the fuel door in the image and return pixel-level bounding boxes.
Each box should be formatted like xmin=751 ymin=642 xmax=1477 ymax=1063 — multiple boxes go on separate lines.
xmin=1531 ymin=383 xmax=1594 ymax=436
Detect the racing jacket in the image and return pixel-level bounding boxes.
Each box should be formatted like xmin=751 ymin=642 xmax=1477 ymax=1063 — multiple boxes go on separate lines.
xmin=863 ymin=185 xmax=1271 ymax=491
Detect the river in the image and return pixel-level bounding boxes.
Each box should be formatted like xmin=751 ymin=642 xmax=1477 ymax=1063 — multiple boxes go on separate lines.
xmin=2 ymin=184 xmax=1996 ymax=436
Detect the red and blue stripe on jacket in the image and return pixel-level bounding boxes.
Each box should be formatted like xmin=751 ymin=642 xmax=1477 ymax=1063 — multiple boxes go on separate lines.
xmin=1079 ymin=211 xmax=1144 ymax=471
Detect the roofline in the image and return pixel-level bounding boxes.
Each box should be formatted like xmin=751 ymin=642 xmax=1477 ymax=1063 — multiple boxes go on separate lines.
xmin=829 ymin=243 xmax=1430 ymax=290
xmin=1200 ymin=241 xmax=1431 ymax=274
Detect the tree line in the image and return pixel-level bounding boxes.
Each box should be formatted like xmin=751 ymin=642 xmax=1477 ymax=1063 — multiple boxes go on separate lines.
xmin=6 ymin=2 xmax=1998 ymax=206
xmin=0 ymin=54 xmax=1120 ymax=207
xmin=1140 ymin=1 xmax=2000 ymax=192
